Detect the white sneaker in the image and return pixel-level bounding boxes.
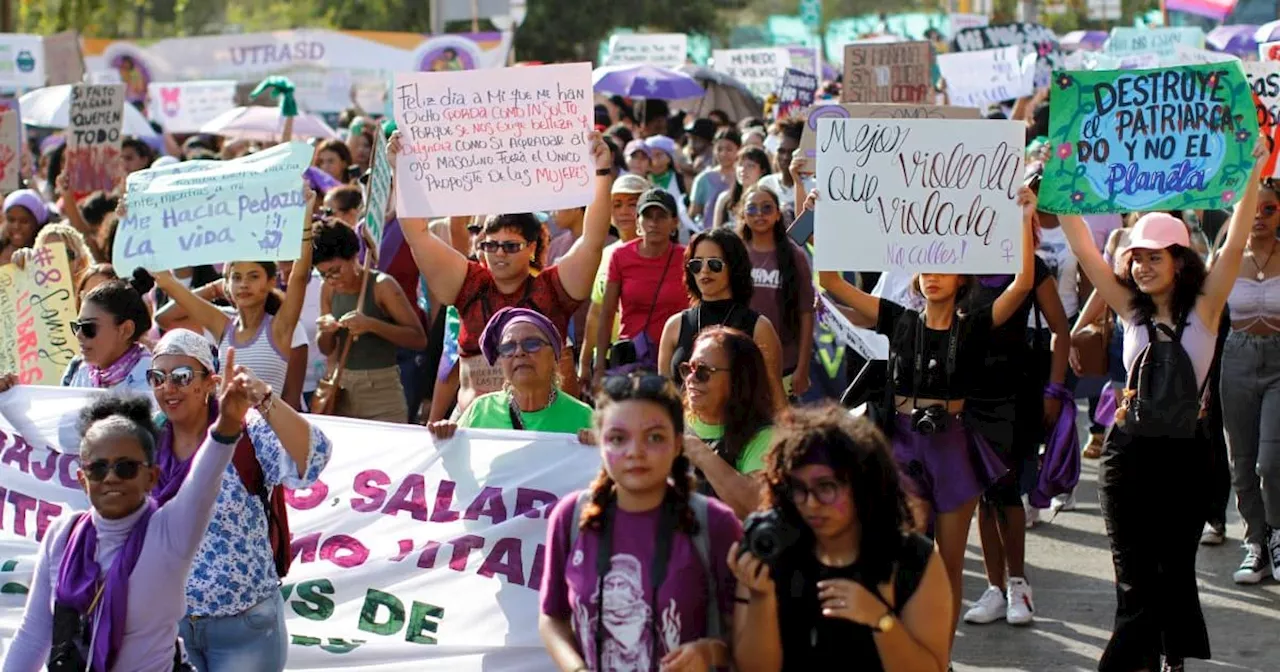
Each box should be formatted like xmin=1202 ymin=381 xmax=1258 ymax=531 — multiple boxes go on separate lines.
xmin=1051 ymin=491 xmax=1077 ymax=513
xmin=963 ymin=585 xmax=1007 ymax=624
xmin=1025 ymin=501 xmax=1042 ymax=529
xmin=1270 ymin=530 xmax=1280 ymax=582
xmin=1233 ymin=543 xmax=1268 ymax=585
xmin=1006 ymin=577 xmax=1035 ymax=625
xmin=1200 ymin=523 xmax=1226 ymax=546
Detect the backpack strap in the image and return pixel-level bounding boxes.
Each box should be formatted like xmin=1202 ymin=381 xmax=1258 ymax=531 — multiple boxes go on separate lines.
xmin=567 ymin=490 xmax=592 ymax=551
xmin=688 ymin=493 xmax=722 ymax=640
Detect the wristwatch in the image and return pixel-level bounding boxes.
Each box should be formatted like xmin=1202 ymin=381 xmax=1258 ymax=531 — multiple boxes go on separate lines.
xmin=873 ymin=611 xmax=896 ymax=633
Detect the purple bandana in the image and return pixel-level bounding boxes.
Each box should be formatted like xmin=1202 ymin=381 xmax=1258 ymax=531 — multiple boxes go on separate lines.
xmin=152 ymin=401 xmax=218 ymax=506
xmin=86 ymin=344 xmax=146 ymax=389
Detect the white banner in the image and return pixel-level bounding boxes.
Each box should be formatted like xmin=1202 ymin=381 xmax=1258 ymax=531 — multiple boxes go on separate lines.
xmin=711 ymin=48 xmax=791 ymax=99
xmin=147 ymin=80 xmax=237 ymax=133
xmin=1168 ymin=44 xmax=1238 ymax=66
xmin=1106 ymin=27 xmax=1205 ymax=59
xmin=604 ymin=34 xmax=687 ymax=68
xmin=814 ymin=117 xmax=1025 ymax=273
xmin=0 ymin=386 xmax=602 ymax=670
xmin=937 ymin=46 xmax=1036 ymax=109
xmin=0 ymin=35 xmax=49 ymax=90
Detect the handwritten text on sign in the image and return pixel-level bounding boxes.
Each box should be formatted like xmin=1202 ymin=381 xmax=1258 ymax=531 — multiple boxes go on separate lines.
xmin=605 ymin=33 xmax=687 ymax=68
xmin=950 ymin=23 xmax=1061 ymax=88
xmin=776 ymin=68 xmax=818 ymax=120
xmin=147 ymin=80 xmax=237 ymax=134
xmin=936 ymin=46 xmax=1036 ymax=109
xmin=798 ymin=103 xmax=981 ymax=160
xmin=1106 ymin=27 xmax=1205 ymax=59
xmin=841 ymin=42 xmax=932 ymax=104
xmin=393 ymin=63 xmax=594 ymax=218
xmin=115 ymin=141 xmax=312 ymax=271
xmin=814 ymin=118 xmax=1025 ymax=273
xmin=364 ymin=129 xmax=392 ymax=246
xmin=0 ymin=243 xmax=79 ymax=385
xmin=66 ymin=84 xmax=124 ymax=194
xmin=712 ymin=48 xmax=792 ymax=99
xmin=1041 ymin=64 xmax=1258 ymax=214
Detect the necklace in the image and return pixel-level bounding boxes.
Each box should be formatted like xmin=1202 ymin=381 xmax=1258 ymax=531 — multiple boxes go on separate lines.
xmin=698 ymin=302 xmax=736 ymax=334
xmin=1248 ymin=240 xmax=1278 ymax=281
xmin=511 ymin=387 xmax=557 ymax=426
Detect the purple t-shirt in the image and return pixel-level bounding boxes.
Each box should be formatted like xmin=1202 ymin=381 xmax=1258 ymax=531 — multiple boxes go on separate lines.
xmin=540 ymin=491 xmax=742 ymax=671
xmin=748 ymin=242 xmax=815 ymax=371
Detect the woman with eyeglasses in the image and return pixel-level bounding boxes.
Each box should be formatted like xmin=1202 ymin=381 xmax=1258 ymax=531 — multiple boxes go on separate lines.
xmin=730 ymin=404 xmax=952 ymax=671
xmin=146 ymin=330 xmax=332 ymax=671
xmin=428 ymin=307 xmax=593 ymax=439
xmin=313 ymin=139 xmax=354 ymax=184
xmin=711 ymin=147 xmax=771 ymax=230
xmin=539 ymin=373 xmax=742 ymax=672
xmin=313 ymin=219 xmax=427 ymax=423
xmin=3 ymin=374 xmax=259 ymax=671
xmin=737 ymin=185 xmax=815 ymax=399
xmin=56 ymin=269 xmax=156 ymax=393
xmin=679 ymin=326 xmax=777 ymax=518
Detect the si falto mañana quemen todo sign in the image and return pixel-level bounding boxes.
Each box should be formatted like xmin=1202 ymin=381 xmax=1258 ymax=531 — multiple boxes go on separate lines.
xmin=1040 ymin=63 xmax=1259 ymax=215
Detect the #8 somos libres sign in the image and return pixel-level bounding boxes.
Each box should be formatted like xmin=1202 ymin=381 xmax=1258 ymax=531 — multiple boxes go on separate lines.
xmin=1041 ymin=63 xmax=1258 ymax=214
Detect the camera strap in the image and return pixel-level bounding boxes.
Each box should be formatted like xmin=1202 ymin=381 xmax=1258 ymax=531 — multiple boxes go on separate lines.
xmin=593 ymin=495 xmax=677 ymax=671
xmin=910 ymin=312 xmax=960 ymax=409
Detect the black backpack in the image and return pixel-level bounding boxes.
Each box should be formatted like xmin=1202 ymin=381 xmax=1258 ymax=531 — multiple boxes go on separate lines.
xmin=1118 ymin=319 xmax=1206 ymax=440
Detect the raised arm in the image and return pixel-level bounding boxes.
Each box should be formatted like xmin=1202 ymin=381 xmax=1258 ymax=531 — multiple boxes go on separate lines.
xmin=155 ymin=281 xmax=224 ymax=332
xmin=152 ymin=270 xmax=233 ymax=339
xmin=991 ymin=187 xmax=1039 ymax=327
xmin=553 ymin=133 xmax=613 ymax=301
xmin=1200 ymin=141 xmax=1268 ymax=327
xmin=1060 ymin=211 xmax=1133 ymax=320
xmin=272 ymin=185 xmax=316 ymax=353
xmin=817 ymin=271 xmax=880 ymax=328
xmin=2 ymin=519 xmax=63 ymax=671
xmin=388 ymin=131 xmax=470 ymax=305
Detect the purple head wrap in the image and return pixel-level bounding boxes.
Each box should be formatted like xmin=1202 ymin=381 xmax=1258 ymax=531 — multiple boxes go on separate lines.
xmin=3 ymin=189 xmax=50 ymax=226
xmin=479 ymin=307 xmax=563 ymax=366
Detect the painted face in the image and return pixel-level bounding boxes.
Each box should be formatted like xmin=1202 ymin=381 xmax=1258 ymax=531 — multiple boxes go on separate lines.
xmin=225 ymin=262 xmax=275 ymax=311
xmin=736 ymin=158 xmax=763 ymax=188
xmin=683 ymin=338 xmax=731 ymax=416
xmin=1255 ymin=186 xmax=1280 ymax=236
xmin=744 ymin=190 xmax=779 ymax=238
xmin=598 ymin=399 xmax=678 ymax=497
xmin=689 ymin=239 xmax=730 ymax=300
xmin=4 ymin=206 xmax=38 ymax=248
xmin=611 ymin=194 xmax=640 ymax=240
xmin=638 ymin=206 xmax=675 ymax=245
xmin=713 ymin=139 xmax=739 ymax=170
xmin=316 ymin=149 xmax=349 ymax=182
xmin=918 ymin=273 xmax=964 ymax=303
xmin=149 ymin=354 xmax=215 ymax=424
xmin=479 ymin=227 xmax=535 ymax=282
xmin=1128 ymin=247 xmax=1177 ymax=296
xmin=78 ymin=426 xmax=158 ymax=520
xmin=74 ymin=300 xmax=134 ymax=369
xmin=787 ymin=464 xmax=855 ymax=539
xmin=497 ymin=321 xmax=556 ymax=389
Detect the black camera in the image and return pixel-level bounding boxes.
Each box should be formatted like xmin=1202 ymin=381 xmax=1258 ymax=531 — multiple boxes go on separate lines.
xmin=910 ymin=405 xmax=950 ymax=435
xmin=741 ymin=509 xmax=802 ymax=566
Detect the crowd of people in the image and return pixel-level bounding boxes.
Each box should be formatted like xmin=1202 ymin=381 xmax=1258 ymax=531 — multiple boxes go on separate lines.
xmin=0 ymin=63 xmax=1275 ymax=672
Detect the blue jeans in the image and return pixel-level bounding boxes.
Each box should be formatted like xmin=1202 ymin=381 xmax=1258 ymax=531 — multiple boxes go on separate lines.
xmin=397 ymin=347 xmax=429 ymax=424
xmin=179 ymin=593 xmax=288 ymax=672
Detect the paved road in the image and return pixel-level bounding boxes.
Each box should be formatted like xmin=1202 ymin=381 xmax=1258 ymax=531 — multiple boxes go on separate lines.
xmin=952 ymin=456 xmax=1280 ymax=671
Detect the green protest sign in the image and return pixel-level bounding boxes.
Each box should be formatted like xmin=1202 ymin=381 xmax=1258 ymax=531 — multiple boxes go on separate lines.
xmin=1041 ymin=63 xmax=1259 ymax=215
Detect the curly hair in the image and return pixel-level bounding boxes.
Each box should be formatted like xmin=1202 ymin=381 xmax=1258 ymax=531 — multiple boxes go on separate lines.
xmin=687 ymin=326 xmax=774 ymax=471
xmin=581 ymin=373 xmax=698 ymax=536
xmin=737 ymin=185 xmax=801 ymax=340
xmin=77 ymin=393 xmax=159 ymax=462
xmin=761 ymin=403 xmax=911 ymax=585
xmin=684 ymin=228 xmax=754 ymax=305
xmin=311 ymin=217 xmax=360 ymax=264
xmin=1115 ymin=243 xmax=1206 ymax=326
xmin=82 ymin=268 xmax=155 ymax=344
xmin=482 ymin=213 xmax=548 ymax=271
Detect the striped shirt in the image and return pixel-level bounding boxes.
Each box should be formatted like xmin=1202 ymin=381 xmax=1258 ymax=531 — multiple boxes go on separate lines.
xmin=218 ymin=314 xmax=289 ymax=395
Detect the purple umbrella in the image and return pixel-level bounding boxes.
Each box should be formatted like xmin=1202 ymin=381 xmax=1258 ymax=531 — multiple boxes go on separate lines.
xmin=592 ymin=64 xmax=705 ymax=100
xmin=1255 ymin=21 xmax=1280 ymax=45
xmin=1059 ymin=30 xmax=1108 ymax=52
xmin=1208 ymin=25 xmax=1259 ymax=55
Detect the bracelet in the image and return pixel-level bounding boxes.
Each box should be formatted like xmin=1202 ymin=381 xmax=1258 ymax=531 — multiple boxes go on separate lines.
xmin=1045 ymin=382 xmax=1070 ymax=397
xmin=256 ymin=391 xmax=276 ymax=417
xmin=595 ymin=168 xmax=611 ymax=176
xmin=210 ymin=428 xmax=242 ymax=444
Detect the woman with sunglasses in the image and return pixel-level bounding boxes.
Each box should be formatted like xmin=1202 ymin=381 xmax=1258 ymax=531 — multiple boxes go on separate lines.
xmin=711 ymin=146 xmax=771 ymax=230
xmin=4 ymin=363 xmax=257 ymax=672
xmin=730 ymin=404 xmax=952 ymax=672
xmin=428 ymin=307 xmax=593 ymax=439
xmin=146 ymin=329 xmax=332 ymax=671
xmin=539 ymin=373 xmax=741 ymax=672
xmin=59 ymin=268 xmax=156 ymax=393
xmin=658 ymin=228 xmax=786 ymax=410
xmin=680 ymin=326 xmax=777 ymax=518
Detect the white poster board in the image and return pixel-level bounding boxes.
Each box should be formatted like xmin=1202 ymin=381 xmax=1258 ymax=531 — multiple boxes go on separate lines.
xmin=937 ymin=46 xmax=1036 ymax=108
xmin=711 ymin=48 xmax=792 ymax=99
xmin=814 ymin=118 xmax=1025 ymax=273
xmin=1106 ymin=27 xmax=1205 ymax=59
xmin=147 ymin=80 xmax=237 ymax=133
xmin=605 ymin=34 xmax=687 ymax=68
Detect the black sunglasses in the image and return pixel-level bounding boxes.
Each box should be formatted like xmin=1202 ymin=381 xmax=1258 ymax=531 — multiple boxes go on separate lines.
xmin=601 ymin=373 xmax=670 ymax=400
xmin=787 ymin=478 xmax=844 ymax=506
xmin=145 ymin=366 xmax=205 ymax=388
xmin=478 ymin=240 xmax=530 ymax=254
xmin=744 ymin=203 xmax=777 ymax=217
xmin=466 ymin=224 xmax=483 ymax=235
xmin=686 ymin=258 xmax=725 ymax=274
xmin=83 ymin=458 xmax=148 ymax=482
xmin=497 ymin=337 xmax=550 ymax=358
xmin=69 ymin=319 xmax=99 ymax=339
xmin=678 ymin=361 xmax=728 ymax=384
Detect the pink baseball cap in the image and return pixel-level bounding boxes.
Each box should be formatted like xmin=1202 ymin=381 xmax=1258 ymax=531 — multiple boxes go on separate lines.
xmin=1118 ymin=213 xmax=1189 ymax=257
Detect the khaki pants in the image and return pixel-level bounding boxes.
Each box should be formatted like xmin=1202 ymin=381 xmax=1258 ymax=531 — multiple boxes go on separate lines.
xmin=336 ymin=366 xmax=408 ymax=423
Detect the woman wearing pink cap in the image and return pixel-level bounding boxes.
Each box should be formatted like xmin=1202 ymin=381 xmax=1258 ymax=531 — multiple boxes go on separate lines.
xmin=1056 ymin=140 xmax=1269 ymax=672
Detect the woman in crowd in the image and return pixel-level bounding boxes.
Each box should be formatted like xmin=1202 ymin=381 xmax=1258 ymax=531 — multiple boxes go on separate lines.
xmin=624 ymin=139 xmax=651 ymax=178
xmin=1 ymin=189 xmax=50 ymax=265
xmin=148 ymin=329 xmax=332 ymax=671
xmin=323 ymin=184 xmax=363 ymax=229
xmin=689 ymin=129 xmax=741 ymax=225
xmin=1218 ymin=177 xmax=1280 ymax=585
xmin=313 ymin=139 xmax=354 ymax=184
xmin=595 ymin=189 xmax=687 ymax=380
xmin=61 ymin=269 xmax=155 ymax=393
xmin=816 ymin=186 xmax=1036 ymax=650
xmin=78 ymin=263 xmax=118 ymax=304
xmin=314 ymin=218 xmax=426 ymax=422
xmin=539 ymin=372 xmax=741 ymax=671
xmin=645 ymin=135 xmax=686 ymax=202
xmin=428 ymin=307 xmax=592 ymax=438
xmin=712 ymin=147 xmax=770 ymax=230
xmin=346 ymin=122 xmax=376 ymax=172
xmin=737 ymin=185 xmax=815 ymax=398
xmin=730 ymin=405 xmax=951 ymax=671
xmin=3 ymin=371 xmax=256 ymax=671
xmin=1056 ymin=139 xmax=1267 ymax=672
xmin=681 ymin=326 xmax=777 ymax=519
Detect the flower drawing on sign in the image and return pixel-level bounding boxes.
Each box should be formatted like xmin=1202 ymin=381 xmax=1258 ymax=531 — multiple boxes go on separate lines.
xmin=1236 ymin=128 xmax=1253 ymax=143
xmin=1056 ymin=143 xmax=1073 ymax=160
xmin=1221 ymin=190 xmax=1236 ymax=203
xmin=1055 ymin=73 xmax=1074 ymax=91
xmin=1070 ymin=191 xmax=1086 ymax=205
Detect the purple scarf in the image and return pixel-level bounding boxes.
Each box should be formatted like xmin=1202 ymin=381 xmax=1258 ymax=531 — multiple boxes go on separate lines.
xmin=1028 ymin=383 xmax=1082 ymax=509
xmin=55 ymin=501 xmax=157 ymax=671
xmin=86 ymin=344 xmax=146 ymax=389
xmin=152 ymin=402 xmax=218 ymax=506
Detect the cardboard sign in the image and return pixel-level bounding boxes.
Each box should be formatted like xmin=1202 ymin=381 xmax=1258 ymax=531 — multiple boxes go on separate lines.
xmin=840 ymin=42 xmax=932 ymax=104
xmin=1041 ymin=64 xmax=1259 ymax=214
xmin=1261 ymin=41 xmax=1280 ymax=62
xmin=605 ymin=33 xmax=687 ymax=68
xmin=776 ymin=68 xmax=818 ymax=119
xmin=364 ymin=130 xmax=392 ymax=246
xmin=146 ymin=80 xmax=237 ymax=133
xmin=42 ymin=31 xmax=84 ymax=86
xmin=392 ymin=63 xmax=594 ymax=218
xmin=1107 ymin=27 xmax=1205 ymax=59
xmin=937 ymin=46 xmax=1037 ymax=108
xmin=1170 ymin=44 xmax=1238 ymax=66
xmin=950 ymin=22 xmax=1061 ymax=88
xmin=712 ymin=48 xmax=791 ymax=99
xmin=65 ymin=84 xmax=125 ymax=195
xmin=0 ymin=242 xmax=80 ymax=385
xmin=115 ymin=141 xmax=313 ymax=271
xmin=1245 ymin=62 xmax=1280 ymax=128
xmin=798 ymin=103 xmax=980 ymax=160
xmin=0 ymin=99 xmax=20 ymax=193
xmin=813 ymin=118 xmax=1025 ymax=273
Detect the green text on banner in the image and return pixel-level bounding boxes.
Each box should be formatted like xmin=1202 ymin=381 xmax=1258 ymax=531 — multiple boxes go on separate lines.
xmin=114 ymin=141 xmax=313 ymax=272
xmin=364 ymin=129 xmax=392 ymax=247
xmin=1041 ymin=63 xmax=1259 ymax=215
xmin=392 ymin=62 xmax=595 ymax=218
xmin=814 ymin=117 xmax=1025 ymax=274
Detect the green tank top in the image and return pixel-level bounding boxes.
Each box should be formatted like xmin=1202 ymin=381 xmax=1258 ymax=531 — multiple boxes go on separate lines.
xmin=331 ymin=271 xmax=398 ymax=370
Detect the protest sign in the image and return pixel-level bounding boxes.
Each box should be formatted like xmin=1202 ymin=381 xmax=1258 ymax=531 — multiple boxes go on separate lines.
xmin=0 ymin=34 xmax=47 ymax=89
xmin=0 ymin=386 xmax=601 ymax=670
xmin=798 ymin=103 xmax=980 ymax=160
xmin=950 ymin=22 xmax=1061 ymax=87
xmin=776 ymin=68 xmax=818 ymax=119
xmin=785 ymin=46 xmax=822 ymax=80
xmin=949 ymin=13 xmax=990 ymax=33
xmin=813 ymin=118 xmax=1025 ymax=273
xmin=937 ymin=46 xmax=1037 ymax=108
xmin=712 ymin=48 xmax=791 ymax=99
xmin=0 ymin=99 xmax=20 ymax=193
xmin=146 ymin=80 xmax=237 ymax=133
xmin=604 ymin=33 xmax=687 ymax=68
xmin=1242 ymin=61 xmax=1280 ymax=177
xmin=65 ymin=83 xmax=125 ymax=195
xmin=42 ymin=31 xmax=84 ymax=86
xmin=1261 ymin=41 xmax=1280 ymax=62
xmin=392 ymin=63 xmax=594 ymax=218
xmin=1106 ymin=27 xmax=1205 ymax=60
xmin=114 ymin=141 xmax=313 ymax=271
xmin=816 ymin=294 xmax=888 ymax=361
xmin=1170 ymin=44 xmax=1238 ymax=66
xmin=0 ymin=243 xmax=80 ymax=386
xmin=1041 ymin=63 xmax=1259 ymax=214
xmin=840 ymin=42 xmax=932 ymax=104
xmin=364 ymin=130 xmax=392 ymax=247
